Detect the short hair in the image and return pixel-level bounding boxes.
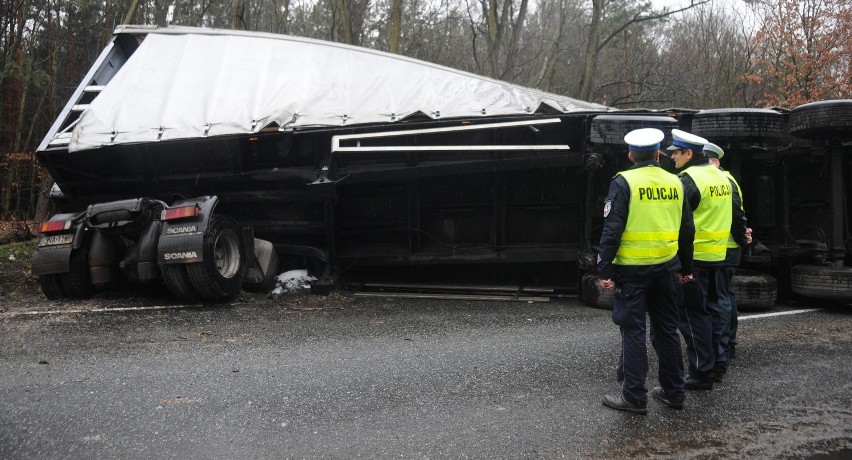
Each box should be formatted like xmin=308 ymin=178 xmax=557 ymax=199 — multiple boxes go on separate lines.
xmin=630 ymin=149 xmax=657 ymax=162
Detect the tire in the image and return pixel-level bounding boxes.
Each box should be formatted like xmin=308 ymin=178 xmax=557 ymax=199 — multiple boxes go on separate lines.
xmin=187 ymin=215 xmax=246 ymax=300
xmin=691 ymin=108 xmax=786 ymax=144
xmin=39 ymin=274 xmax=65 ymax=300
xmin=580 ymin=273 xmax=614 ymax=310
xmin=60 ymin=248 xmax=94 ymax=299
xmin=791 ymin=265 xmax=852 ymax=302
xmin=789 ymin=100 xmax=852 ymax=141
xmin=732 ymin=269 xmax=777 ymax=310
xmin=589 ymin=115 xmax=678 ymax=146
xmin=161 ymin=264 xmax=200 ymax=301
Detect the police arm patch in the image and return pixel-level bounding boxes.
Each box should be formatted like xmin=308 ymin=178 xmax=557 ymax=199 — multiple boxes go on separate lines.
xmin=603 ymin=200 xmax=612 ymax=218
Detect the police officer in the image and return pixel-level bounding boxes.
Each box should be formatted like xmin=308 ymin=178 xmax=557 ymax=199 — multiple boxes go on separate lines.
xmin=599 ymin=128 xmax=695 ymax=414
xmin=704 ymin=143 xmax=752 ymax=368
xmin=667 ymin=130 xmax=746 ymax=389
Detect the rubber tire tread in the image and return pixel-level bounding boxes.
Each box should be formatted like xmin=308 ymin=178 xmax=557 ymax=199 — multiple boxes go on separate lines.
xmin=789 ymin=100 xmax=852 ymax=140
xmin=589 ymin=115 xmax=678 ymax=146
xmin=39 ymin=274 xmax=65 ymax=300
xmin=580 ymin=273 xmax=614 ymax=310
xmin=187 ymin=215 xmax=246 ymax=300
xmin=732 ymin=269 xmax=777 ymax=310
xmin=161 ymin=264 xmax=200 ymax=301
xmin=691 ymin=109 xmax=786 ymax=143
xmin=790 ymin=265 xmax=852 ymax=301
xmin=60 ymin=248 xmax=94 ymax=299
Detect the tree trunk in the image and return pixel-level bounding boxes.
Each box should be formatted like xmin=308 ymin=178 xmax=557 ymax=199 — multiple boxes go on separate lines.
xmin=271 ymin=0 xmax=291 ymax=34
xmin=578 ymin=0 xmax=602 ymax=100
xmin=484 ymin=0 xmax=500 ymax=78
xmin=231 ymin=0 xmax=241 ymax=29
xmin=389 ymin=0 xmax=402 ymax=53
xmin=335 ymin=0 xmax=354 ymax=44
xmin=155 ymin=0 xmax=173 ymax=26
xmin=530 ymin=2 xmax=567 ymax=91
xmin=502 ymin=0 xmax=529 ymax=80
xmin=1 ymin=3 xmax=24 ymax=214
xmin=33 ymin=174 xmax=55 ymax=227
xmin=123 ymin=0 xmax=141 ymax=24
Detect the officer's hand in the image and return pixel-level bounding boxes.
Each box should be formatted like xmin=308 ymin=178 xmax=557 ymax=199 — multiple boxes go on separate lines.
xmin=599 ymin=278 xmax=614 ymax=290
xmin=745 ymin=227 xmax=753 ymax=245
xmin=679 ymin=273 xmax=694 ymax=284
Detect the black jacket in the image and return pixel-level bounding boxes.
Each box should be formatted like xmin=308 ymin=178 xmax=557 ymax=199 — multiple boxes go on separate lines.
xmin=597 ymin=160 xmax=695 ymax=280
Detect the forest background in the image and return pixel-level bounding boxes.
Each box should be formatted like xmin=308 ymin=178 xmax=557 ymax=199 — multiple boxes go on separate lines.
xmin=0 ymin=0 xmax=850 ymax=234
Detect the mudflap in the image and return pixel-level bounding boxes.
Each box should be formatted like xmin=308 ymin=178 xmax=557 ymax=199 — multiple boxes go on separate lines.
xmin=157 ymin=196 xmax=219 ymax=265
xmin=31 ymin=245 xmax=74 ymax=276
xmin=243 ymin=238 xmax=279 ymax=292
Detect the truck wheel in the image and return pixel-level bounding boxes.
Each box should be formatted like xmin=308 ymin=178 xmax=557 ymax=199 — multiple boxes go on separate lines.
xmin=580 ymin=273 xmax=614 ymax=310
xmin=60 ymin=248 xmax=94 ymax=299
xmin=732 ymin=269 xmax=777 ymax=310
xmin=161 ymin=264 xmax=200 ymax=301
xmin=789 ymin=100 xmax=852 ymax=140
xmin=187 ymin=215 xmax=246 ymax=300
xmin=791 ymin=265 xmax=852 ymax=302
xmin=589 ymin=115 xmax=678 ymax=146
xmin=691 ymin=108 xmax=786 ymax=145
xmin=39 ymin=275 xmax=65 ymax=300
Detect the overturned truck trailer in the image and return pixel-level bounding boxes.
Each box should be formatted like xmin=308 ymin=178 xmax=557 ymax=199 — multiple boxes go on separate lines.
xmin=32 ymin=25 xmax=617 ymax=301
xmin=32 ymin=26 xmax=852 ymax=304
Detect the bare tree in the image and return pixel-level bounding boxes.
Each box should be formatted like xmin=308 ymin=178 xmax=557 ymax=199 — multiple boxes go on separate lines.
xmin=649 ymin=3 xmax=760 ymax=108
xmin=465 ymin=0 xmax=530 ymax=79
xmin=578 ymin=0 xmax=709 ymax=101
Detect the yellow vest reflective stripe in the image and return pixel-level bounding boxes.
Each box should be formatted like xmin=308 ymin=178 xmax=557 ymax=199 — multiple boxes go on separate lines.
xmin=613 ymin=166 xmax=684 ymax=266
xmin=723 ymin=170 xmax=743 ymax=249
xmin=680 ymin=164 xmax=733 ymax=261
xmin=696 ymin=230 xmax=730 ymax=239
xmin=621 ymin=231 xmax=679 ymax=241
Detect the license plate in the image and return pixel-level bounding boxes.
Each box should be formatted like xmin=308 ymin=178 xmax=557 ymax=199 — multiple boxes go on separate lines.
xmin=38 ymin=233 xmax=74 ymax=247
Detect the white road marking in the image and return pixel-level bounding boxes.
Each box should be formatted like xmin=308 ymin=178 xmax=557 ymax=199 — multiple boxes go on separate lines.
xmin=1 ymin=305 xmax=825 ymax=319
xmin=1 ymin=304 xmax=204 ymax=318
xmin=739 ymin=308 xmax=821 ymax=320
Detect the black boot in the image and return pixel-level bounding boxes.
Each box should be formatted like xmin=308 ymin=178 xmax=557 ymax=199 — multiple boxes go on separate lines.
xmin=713 ymin=363 xmax=728 ymax=383
xmin=685 ymin=375 xmax=713 ymax=390
xmin=651 ymin=387 xmax=684 ymax=409
xmin=602 ymin=394 xmax=647 ymax=415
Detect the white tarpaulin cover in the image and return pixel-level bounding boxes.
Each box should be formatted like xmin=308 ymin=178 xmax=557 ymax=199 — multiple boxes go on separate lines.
xmin=69 ymin=27 xmax=610 ymax=152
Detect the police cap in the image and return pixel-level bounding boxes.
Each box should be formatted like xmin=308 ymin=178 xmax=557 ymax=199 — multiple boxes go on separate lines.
xmin=624 ymin=128 xmax=664 ymax=152
xmin=703 ymin=142 xmax=725 ymax=159
xmin=666 ymin=129 xmax=708 ymax=152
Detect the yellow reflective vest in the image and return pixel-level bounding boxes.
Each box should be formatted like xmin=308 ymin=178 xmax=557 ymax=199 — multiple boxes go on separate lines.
xmin=613 ymin=166 xmax=684 ymax=266
xmin=723 ymin=170 xmax=744 ymax=249
xmin=680 ymin=164 xmax=732 ymax=262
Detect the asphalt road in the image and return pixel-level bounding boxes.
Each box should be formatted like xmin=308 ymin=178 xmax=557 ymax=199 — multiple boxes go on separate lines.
xmin=1 ymin=296 xmax=850 ymax=459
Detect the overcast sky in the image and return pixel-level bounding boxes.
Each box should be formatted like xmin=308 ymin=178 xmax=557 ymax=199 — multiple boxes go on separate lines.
xmin=650 ymin=0 xmax=760 ymax=32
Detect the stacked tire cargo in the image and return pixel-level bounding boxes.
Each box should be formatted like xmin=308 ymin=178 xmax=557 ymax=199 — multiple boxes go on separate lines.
xmin=787 ymin=100 xmax=852 ymax=304
xmin=691 ymin=108 xmax=786 ymax=310
xmin=691 ymin=101 xmax=852 ymax=307
xmin=581 ymin=102 xmax=852 ymax=309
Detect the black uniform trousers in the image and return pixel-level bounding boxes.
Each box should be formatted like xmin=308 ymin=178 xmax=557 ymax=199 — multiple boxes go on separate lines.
xmin=613 ymin=270 xmax=685 ymax=405
xmin=677 ymin=264 xmax=723 ymax=380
